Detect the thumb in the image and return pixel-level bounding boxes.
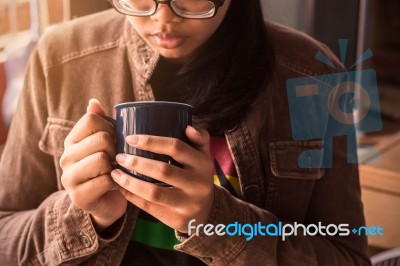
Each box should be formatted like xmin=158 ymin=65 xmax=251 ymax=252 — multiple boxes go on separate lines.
xmin=186 ymin=126 xmax=210 ymax=156
xmin=86 ymin=98 xmax=106 ymax=116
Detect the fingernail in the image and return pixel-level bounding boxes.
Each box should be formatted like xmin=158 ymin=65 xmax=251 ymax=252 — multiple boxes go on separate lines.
xmin=116 ymin=154 xmax=127 ymax=164
xmin=109 ymin=182 xmax=119 ymax=190
xmin=111 ymin=169 xmax=122 ymax=181
xmin=126 ymin=135 xmax=139 ymax=145
xmin=89 ymin=98 xmax=100 ymax=105
xmin=190 ymin=126 xmax=201 ymax=136
xmin=87 ymin=98 xmax=100 ymax=113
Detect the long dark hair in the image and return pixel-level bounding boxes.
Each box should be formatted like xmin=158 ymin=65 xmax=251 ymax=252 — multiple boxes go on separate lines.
xmin=175 ymin=0 xmax=275 ymax=135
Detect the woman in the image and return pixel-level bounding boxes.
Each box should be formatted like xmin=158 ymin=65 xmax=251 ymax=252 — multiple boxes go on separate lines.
xmin=0 ymin=0 xmax=370 ymax=265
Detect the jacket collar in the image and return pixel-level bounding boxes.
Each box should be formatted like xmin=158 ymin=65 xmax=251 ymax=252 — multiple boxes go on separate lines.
xmin=123 ymin=18 xmax=160 ymax=84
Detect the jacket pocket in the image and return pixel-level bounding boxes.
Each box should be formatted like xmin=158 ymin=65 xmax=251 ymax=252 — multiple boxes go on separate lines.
xmin=39 ymin=117 xmax=75 ymax=157
xmin=267 ymin=140 xmax=326 ymax=222
xmin=39 ymin=118 xmax=75 ymax=189
xmin=269 ymin=140 xmax=325 ymax=180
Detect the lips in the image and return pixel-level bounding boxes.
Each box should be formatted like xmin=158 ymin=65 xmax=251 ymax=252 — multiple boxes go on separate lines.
xmin=151 ymin=32 xmax=186 ymax=49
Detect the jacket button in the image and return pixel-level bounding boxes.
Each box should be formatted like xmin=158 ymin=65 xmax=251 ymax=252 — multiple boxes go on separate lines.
xmin=244 ymin=185 xmax=259 ymax=201
xmin=80 ymin=235 xmax=91 ymax=248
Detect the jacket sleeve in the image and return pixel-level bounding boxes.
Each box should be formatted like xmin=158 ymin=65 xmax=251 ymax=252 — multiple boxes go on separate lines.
xmin=0 ymin=45 xmax=124 ymax=265
xmin=175 ymin=136 xmax=371 ymax=265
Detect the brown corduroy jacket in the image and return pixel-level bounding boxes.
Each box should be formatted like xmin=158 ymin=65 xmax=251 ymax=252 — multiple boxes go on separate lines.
xmin=0 ymin=9 xmax=370 ymax=266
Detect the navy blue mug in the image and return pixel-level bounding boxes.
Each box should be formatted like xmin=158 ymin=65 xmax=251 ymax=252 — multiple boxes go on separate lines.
xmin=115 ymin=101 xmax=193 ymax=186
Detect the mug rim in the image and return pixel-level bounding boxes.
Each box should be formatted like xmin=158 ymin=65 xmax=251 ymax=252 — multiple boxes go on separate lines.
xmin=115 ymin=101 xmax=193 ymax=110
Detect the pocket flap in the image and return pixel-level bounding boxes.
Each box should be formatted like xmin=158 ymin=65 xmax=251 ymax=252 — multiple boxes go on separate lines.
xmin=269 ymin=140 xmax=325 ymax=179
xmin=39 ymin=117 xmax=75 ymax=157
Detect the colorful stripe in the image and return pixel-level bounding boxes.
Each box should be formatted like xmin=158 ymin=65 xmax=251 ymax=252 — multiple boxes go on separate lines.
xmin=130 ymin=217 xmax=180 ymax=251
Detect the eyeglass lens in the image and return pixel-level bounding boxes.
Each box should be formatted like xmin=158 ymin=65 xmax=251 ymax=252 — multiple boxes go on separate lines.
xmin=117 ymin=0 xmax=216 ymax=17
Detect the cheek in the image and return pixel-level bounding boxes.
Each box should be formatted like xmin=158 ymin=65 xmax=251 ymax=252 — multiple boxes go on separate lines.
xmin=126 ymin=17 xmax=147 ymax=36
xmin=186 ymin=22 xmax=220 ymax=46
xmin=190 ymin=5 xmax=228 ymax=44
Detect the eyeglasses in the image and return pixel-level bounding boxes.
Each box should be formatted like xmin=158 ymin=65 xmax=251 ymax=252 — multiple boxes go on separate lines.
xmin=108 ymin=0 xmax=225 ymax=19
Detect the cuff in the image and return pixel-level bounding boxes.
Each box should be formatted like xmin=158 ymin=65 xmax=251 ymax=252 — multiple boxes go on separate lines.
xmin=53 ymin=193 xmax=126 ymax=262
xmin=174 ymin=186 xmax=248 ymax=265
xmin=96 ymin=213 xmax=127 ymax=244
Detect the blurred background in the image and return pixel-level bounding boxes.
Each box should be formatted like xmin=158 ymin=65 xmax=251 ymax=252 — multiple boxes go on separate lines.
xmin=0 ymin=0 xmax=399 ymax=262
xmin=0 ymin=0 xmax=111 ymax=134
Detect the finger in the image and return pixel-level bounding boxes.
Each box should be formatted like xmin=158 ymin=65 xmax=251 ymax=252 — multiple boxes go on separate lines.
xmin=64 ymin=112 xmax=114 ymax=147
xmin=118 ymin=187 xmax=181 ymax=228
xmin=60 ymin=131 xmax=116 ymax=169
xmin=68 ymin=174 xmax=117 ymax=211
xmin=185 ymin=126 xmax=210 ymax=156
xmin=87 ymin=98 xmax=116 ymax=128
xmin=86 ymin=98 xmax=106 ymax=116
xmin=111 ymin=169 xmax=183 ymax=207
xmin=115 ymin=154 xmax=190 ymax=188
xmin=61 ymin=151 xmax=113 ymax=188
xmin=125 ymin=135 xmax=205 ymax=168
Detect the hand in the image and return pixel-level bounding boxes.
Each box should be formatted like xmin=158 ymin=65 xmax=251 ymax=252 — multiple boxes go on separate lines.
xmin=60 ymin=99 xmax=127 ymax=232
xmin=110 ymin=126 xmax=214 ymax=233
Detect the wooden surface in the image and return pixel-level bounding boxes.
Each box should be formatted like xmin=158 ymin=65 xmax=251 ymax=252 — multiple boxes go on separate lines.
xmin=360 ymin=165 xmax=400 ymax=249
xmin=359 ymin=118 xmax=400 ymax=249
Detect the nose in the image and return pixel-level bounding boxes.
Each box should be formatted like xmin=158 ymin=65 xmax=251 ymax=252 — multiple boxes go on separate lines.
xmin=150 ymin=2 xmax=182 ymax=23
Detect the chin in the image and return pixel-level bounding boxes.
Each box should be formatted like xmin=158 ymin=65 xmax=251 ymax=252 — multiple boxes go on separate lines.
xmin=159 ymin=51 xmax=190 ymax=64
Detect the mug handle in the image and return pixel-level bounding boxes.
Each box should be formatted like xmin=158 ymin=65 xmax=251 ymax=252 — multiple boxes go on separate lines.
xmin=104 ymin=115 xmax=116 ymax=128
xmin=104 ymin=115 xmax=118 ymax=169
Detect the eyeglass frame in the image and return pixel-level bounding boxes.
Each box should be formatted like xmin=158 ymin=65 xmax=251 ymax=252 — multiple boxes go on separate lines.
xmin=107 ymin=0 xmax=226 ymax=19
